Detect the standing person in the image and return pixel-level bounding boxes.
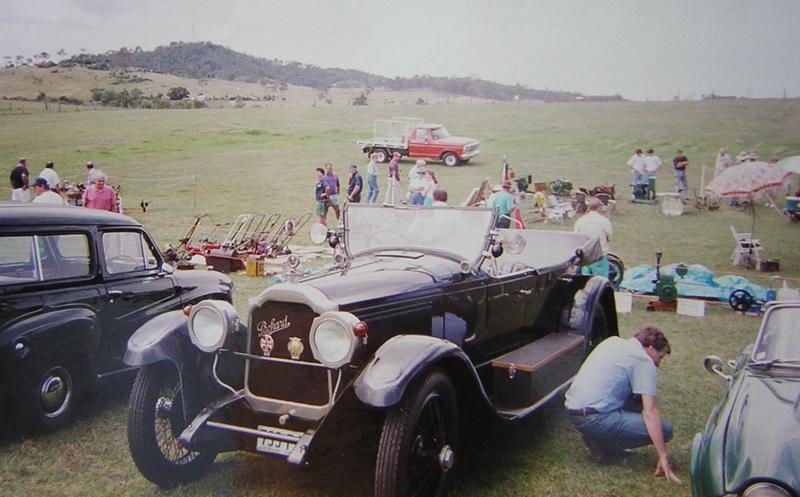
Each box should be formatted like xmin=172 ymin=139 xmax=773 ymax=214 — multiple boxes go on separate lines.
xmin=423 ymin=169 xmax=439 ymax=206
xmin=314 ymin=167 xmax=328 ymax=226
xmin=366 ymin=153 xmax=380 ymax=203
xmin=627 ymin=149 xmax=646 ymax=200
xmin=86 ymin=161 xmax=102 ymax=185
xmin=408 ymin=159 xmax=425 ymax=181
xmin=9 ymin=157 xmax=30 ymax=202
xmin=573 ymin=197 xmax=613 ymax=277
xmin=489 ymin=181 xmax=515 ymax=228
xmin=347 ymin=164 xmax=363 ymax=203
xmin=82 ymin=173 xmax=117 ymax=212
xmin=31 ymin=177 xmax=65 ymax=205
xmin=644 ymin=149 xmax=662 ymax=177
xmin=565 ymin=326 xmax=680 ymax=484
xmin=714 ymin=148 xmax=731 ymax=178
xmin=322 ymin=162 xmax=341 ymax=220
xmin=385 ymin=152 xmax=401 ymax=205
xmin=408 ymin=166 xmax=431 ymax=205
xmin=672 ymin=150 xmax=689 ymax=199
xmin=37 ymin=161 xmax=61 ymax=190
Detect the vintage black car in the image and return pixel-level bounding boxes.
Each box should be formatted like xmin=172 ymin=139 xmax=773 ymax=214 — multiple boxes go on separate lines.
xmin=124 ymin=204 xmax=618 ymax=497
xmin=691 ymin=301 xmax=800 ymax=497
xmin=0 ymin=204 xmax=233 ymax=431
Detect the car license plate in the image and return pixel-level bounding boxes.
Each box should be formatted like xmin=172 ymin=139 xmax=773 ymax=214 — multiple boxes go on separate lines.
xmin=256 ymin=425 xmax=299 ymax=456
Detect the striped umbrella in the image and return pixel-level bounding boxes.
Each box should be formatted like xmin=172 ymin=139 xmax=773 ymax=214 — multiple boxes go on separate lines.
xmin=703 ymin=161 xmax=792 ymax=197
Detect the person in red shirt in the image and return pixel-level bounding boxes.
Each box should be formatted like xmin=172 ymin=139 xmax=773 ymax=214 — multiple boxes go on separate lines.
xmin=82 ymin=174 xmax=117 ymax=212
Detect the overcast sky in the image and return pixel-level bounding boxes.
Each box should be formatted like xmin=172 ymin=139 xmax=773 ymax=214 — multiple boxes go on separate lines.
xmin=1 ymin=0 xmax=798 ymax=101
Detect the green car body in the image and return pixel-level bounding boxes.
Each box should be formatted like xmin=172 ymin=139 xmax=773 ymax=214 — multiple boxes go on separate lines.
xmin=691 ymin=303 xmax=800 ymax=497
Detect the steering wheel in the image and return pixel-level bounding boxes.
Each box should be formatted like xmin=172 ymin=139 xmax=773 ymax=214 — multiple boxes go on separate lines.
xmin=728 ymin=289 xmax=754 ymax=312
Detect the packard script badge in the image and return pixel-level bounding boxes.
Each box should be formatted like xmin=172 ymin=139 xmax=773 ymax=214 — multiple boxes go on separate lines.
xmin=257 ymin=315 xmax=291 ymax=357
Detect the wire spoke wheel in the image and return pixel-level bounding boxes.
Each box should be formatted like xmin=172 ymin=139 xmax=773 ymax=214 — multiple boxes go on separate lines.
xmin=376 ymin=370 xmax=458 ymax=497
xmin=127 ymin=363 xmax=216 ymax=487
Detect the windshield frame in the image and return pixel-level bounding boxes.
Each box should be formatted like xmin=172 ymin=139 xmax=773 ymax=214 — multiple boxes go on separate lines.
xmin=749 ymin=302 xmax=800 ymax=365
xmin=341 ymin=204 xmax=496 ymax=269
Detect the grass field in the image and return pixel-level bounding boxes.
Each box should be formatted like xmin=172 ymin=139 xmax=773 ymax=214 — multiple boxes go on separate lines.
xmin=1 ymin=99 xmax=799 ymax=497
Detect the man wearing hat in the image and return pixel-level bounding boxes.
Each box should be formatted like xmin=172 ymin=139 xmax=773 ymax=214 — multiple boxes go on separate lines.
xmin=490 ymin=181 xmax=515 ymax=228
xmin=714 ymin=149 xmax=731 ymax=178
xmin=408 ymin=164 xmax=431 ymax=205
xmin=86 ymin=161 xmax=102 ymax=185
xmin=573 ymin=197 xmax=613 ymax=277
xmin=385 ymin=151 xmax=401 ymax=205
xmin=32 ymin=177 xmax=65 ymax=205
xmin=9 ymin=157 xmax=30 ymax=202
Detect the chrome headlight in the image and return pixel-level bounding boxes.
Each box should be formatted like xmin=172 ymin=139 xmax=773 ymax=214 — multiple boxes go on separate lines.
xmin=188 ymin=300 xmax=239 ymax=353
xmin=309 ymin=312 xmax=365 ymax=368
xmin=742 ymin=483 xmax=791 ymax=497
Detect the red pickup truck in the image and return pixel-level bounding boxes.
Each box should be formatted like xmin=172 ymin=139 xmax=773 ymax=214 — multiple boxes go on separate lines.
xmin=358 ymin=117 xmax=480 ymax=166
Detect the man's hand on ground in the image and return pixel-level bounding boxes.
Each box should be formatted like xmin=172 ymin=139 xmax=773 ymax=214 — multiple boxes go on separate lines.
xmin=654 ymin=455 xmax=682 ymax=484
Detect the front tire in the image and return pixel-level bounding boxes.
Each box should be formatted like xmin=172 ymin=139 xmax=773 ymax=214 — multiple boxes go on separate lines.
xmin=127 ymin=363 xmax=216 ymax=488
xmin=376 ymin=370 xmax=458 ymax=497
xmin=442 ymin=153 xmax=459 ymax=167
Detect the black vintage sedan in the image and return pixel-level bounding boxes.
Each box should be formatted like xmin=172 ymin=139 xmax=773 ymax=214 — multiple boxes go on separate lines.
xmin=0 ymin=204 xmax=233 ymax=431
xmin=124 ymin=204 xmax=618 ymax=497
xmin=691 ymin=301 xmax=800 ymax=497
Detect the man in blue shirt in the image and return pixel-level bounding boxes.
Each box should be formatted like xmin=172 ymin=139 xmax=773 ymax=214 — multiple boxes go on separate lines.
xmin=565 ymin=326 xmax=680 ymax=483
xmin=490 ymin=182 xmax=515 ymax=228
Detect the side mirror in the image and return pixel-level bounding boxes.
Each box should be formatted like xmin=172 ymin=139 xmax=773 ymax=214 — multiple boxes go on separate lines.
xmin=160 ymin=262 xmax=175 ymax=275
xmin=703 ymin=355 xmax=732 ymax=382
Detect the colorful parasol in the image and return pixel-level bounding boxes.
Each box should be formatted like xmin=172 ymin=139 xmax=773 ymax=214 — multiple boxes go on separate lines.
xmin=703 ymin=161 xmax=792 ymax=197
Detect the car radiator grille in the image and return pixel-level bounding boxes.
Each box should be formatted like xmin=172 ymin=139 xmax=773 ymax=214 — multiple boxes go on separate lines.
xmin=246 ymin=302 xmax=329 ymax=405
xmin=465 ymin=143 xmax=479 ymax=153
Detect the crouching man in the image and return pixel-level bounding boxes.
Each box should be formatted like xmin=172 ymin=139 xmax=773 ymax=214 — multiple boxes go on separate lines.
xmin=564 ymin=325 xmax=681 ymax=483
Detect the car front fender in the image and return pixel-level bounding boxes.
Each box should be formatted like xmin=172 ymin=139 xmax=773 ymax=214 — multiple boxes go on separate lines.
xmin=123 ymin=310 xmax=188 ymax=368
xmin=354 ymin=335 xmax=477 ymax=408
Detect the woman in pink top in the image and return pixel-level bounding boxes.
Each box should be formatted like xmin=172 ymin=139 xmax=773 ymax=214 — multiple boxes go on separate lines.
xmin=82 ymin=174 xmax=117 ymax=212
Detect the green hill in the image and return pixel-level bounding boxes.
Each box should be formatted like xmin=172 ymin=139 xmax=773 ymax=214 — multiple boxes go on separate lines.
xmin=65 ymin=41 xmax=622 ymax=103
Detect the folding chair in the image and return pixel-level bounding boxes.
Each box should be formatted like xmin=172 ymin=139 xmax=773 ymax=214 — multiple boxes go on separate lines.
xmin=730 ymin=225 xmax=763 ymax=268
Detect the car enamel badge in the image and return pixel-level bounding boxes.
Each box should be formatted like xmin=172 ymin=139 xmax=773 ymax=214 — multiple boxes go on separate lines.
xmin=257 ymin=315 xmax=291 ymax=357
xmin=287 ymin=337 xmax=304 ymax=360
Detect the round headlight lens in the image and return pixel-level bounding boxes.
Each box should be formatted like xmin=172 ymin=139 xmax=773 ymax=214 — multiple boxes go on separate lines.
xmin=314 ymin=320 xmax=351 ymax=364
xmin=309 ymin=312 xmax=359 ymax=368
xmin=188 ymin=301 xmax=237 ymax=353
xmin=742 ymin=483 xmax=791 ymax=497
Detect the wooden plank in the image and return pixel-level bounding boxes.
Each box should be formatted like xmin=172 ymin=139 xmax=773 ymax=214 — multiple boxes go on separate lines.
xmin=491 ymin=333 xmax=583 ymax=373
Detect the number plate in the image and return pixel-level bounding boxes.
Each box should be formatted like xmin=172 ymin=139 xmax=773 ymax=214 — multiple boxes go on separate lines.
xmin=256 ymin=425 xmax=300 ymax=456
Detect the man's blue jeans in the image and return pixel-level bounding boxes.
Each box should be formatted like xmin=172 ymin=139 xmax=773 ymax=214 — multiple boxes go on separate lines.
xmin=367 ymin=175 xmax=380 ymax=204
xmin=570 ymin=409 xmax=673 ymax=453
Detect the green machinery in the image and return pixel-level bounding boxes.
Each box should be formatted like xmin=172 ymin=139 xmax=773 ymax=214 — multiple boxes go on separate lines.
xmin=647 ymin=252 xmax=688 ymax=311
xmin=632 ymin=176 xmax=656 ymax=204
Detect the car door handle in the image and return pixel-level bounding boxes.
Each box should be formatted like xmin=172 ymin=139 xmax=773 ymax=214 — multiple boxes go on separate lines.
xmin=108 ymin=290 xmax=124 ymax=297
xmin=517 ymin=289 xmax=533 ymax=295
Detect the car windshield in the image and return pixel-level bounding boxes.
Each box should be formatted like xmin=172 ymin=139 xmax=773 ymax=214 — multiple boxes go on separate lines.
xmin=431 ymin=126 xmax=450 ymax=139
xmin=751 ymin=306 xmax=800 ymax=365
xmin=344 ymin=204 xmax=494 ymax=263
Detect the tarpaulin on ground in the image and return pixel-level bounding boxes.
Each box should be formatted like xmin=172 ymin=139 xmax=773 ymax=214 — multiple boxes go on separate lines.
xmin=619 ymin=263 xmax=767 ymax=302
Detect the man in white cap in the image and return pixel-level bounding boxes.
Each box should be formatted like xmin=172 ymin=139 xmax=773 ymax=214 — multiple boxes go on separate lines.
xmin=408 ymin=165 xmax=431 ymax=205
xmin=574 ymin=197 xmax=613 ymax=277
xmin=86 ymin=161 xmax=102 ymax=185
xmin=9 ymin=157 xmax=30 ymax=202
xmin=714 ymin=149 xmax=731 ymax=178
